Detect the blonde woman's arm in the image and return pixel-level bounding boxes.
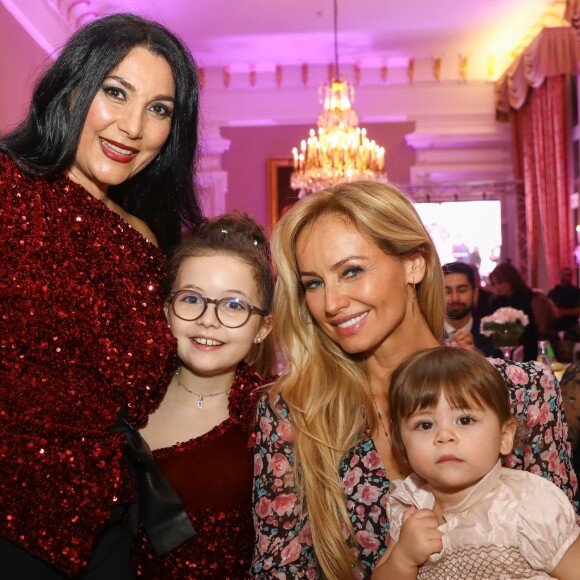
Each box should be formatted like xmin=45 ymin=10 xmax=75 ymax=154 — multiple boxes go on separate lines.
xmin=250 ymin=393 xmax=319 ymax=578
xmin=492 ymin=359 xmax=578 ymax=506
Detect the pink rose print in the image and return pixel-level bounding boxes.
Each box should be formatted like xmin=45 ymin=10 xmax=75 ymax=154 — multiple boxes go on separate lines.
xmin=541 ymin=449 xmax=561 ymax=473
xmin=260 ymin=416 xmax=272 ymax=438
xmin=256 ymin=496 xmax=272 ymax=518
xmin=277 ymin=419 xmax=294 ymax=442
xmin=282 ymin=517 xmax=298 ymax=531
xmin=558 ymin=460 xmax=569 ymax=483
xmin=298 ymin=524 xmax=314 ymax=546
xmin=356 ymin=530 xmax=380 ymax=552
xmin=527 ymin=405 xmax=540 ymax=428
xmin=544 ymin=427 xmax=553 ymax=445
xmin=262 ymin=556 xmax=274 ymax=571
xmin=380 ymin=493 xmax=389 ymax=509
xmin=506 ymin=365 xmax=529 ymax=386
xmin=362 ymin=450 xmax=382 ymax=470
xmin=280 ymin=540 xmax=301 ymax=564
xmin=258 ymin=532 xmax=271 ymax=553
xmin=270 ymin=453 xmax=290 ymax=477
xmin=539 ymin=372 xmax=556 ymax=397
xmin=342 ymin=466 xmax=363 ymax=495
xmin=538 ymin=401 xmax=551 ymax=425
xmin=523 ymin=448 xmax=533 ymax=468
xmin=554 ymin=420 xmax=564 ymax=442
xmin=530 ymin=464 xmax=541 ymax=475
xmin=370 ymin=505 xmax=381 ymax=519
xmin=272 ymin=493 xmax=298 ymax=516
xmin=254 ymin=453 xmax=263 ymax=476
xmin=358 ymin=482 xmax=381 ymax=506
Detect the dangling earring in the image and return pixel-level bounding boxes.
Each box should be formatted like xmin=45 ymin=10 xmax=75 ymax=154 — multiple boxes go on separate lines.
xmin=411 ymin=280 xmax=417 ymax=318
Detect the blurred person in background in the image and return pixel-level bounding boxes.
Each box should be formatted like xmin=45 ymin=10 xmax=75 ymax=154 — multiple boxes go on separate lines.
xmin=489 ymin=262 xmax=557 ymax=361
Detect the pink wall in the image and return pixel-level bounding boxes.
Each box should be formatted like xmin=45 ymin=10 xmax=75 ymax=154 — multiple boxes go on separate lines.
xmin=221 ymin=121 xmax=416 ymax=230
xmin=0 ymin=4 xmax=50 ymax=133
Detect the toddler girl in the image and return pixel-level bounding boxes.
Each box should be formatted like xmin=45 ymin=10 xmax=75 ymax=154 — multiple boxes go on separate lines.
xmin=373 ymin=346 xmax=580 ymax=580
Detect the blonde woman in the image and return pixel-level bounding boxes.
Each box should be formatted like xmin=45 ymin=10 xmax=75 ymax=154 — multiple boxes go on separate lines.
xmin=251 ymin=181 xmax=576 ymax=579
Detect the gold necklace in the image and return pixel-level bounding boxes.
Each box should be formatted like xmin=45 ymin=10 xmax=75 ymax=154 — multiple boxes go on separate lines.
xmin=370 ymin=392 xmax=392 ymax=443
xmin=370 ymin=390 xmax=406 ymax=477
xmin=175 ymin=371 xmax=231 ymax=410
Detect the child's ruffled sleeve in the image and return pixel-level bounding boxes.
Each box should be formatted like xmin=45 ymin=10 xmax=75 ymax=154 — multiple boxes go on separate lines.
xmin=517 ymin=476 xmax=580 ymax=572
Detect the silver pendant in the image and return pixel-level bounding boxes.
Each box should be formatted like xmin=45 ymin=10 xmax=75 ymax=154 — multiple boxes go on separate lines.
xmin=197 ymin=396 xmax=203 ymax=409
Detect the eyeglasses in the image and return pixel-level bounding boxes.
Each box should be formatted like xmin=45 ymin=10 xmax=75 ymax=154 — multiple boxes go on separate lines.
xmin=168 ymin=289 xmax=269 ymax=328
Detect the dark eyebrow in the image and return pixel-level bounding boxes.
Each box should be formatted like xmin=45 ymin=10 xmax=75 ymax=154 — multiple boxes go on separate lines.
xmin=105 ymin=75 xmax=175 ymax=103
xmin=299 ymin=255 xmax=366 ymax=278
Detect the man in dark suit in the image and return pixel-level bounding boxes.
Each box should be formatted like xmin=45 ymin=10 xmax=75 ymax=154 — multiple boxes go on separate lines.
xmin=443 ymin=262 xmax=495 ymax=356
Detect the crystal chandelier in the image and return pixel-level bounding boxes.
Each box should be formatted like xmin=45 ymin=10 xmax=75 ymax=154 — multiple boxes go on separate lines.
xmin=291 ymin=0 xmax=386 ymax=195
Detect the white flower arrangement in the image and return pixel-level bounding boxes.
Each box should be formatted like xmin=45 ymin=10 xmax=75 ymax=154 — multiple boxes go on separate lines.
xmin=480 ymin=307 xmax=530 ymax=337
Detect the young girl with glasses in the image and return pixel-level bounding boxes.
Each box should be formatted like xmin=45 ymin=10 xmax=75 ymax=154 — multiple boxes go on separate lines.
xmin=133 ymin=212 xmax=275 ymax=578
xmin=372 ymin=347 xmax=580 ymax=580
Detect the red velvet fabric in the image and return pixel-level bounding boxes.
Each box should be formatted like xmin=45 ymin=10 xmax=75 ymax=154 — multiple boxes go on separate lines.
xmin=510 ymin=76 xmax=574 ymax=287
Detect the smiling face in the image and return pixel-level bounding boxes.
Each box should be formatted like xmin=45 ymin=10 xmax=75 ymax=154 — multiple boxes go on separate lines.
xmin=444 ymin=272 xmax=477 ymax=322
xmin=66 ymin=46 xmax=175 ymax=199
xmin=296 ymin=214 xmax=421 ymax=357
xmin=167 ymin=254 xmax=271 ymax=380
xmin=400 ymin=392 xmax=515 ymax=501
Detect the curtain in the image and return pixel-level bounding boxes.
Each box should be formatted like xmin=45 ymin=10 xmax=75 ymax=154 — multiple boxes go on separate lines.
xmin=509 ymin=76 xmax=574 ymax=287
xmin=496 ymin=27 xmax=577 ymax=288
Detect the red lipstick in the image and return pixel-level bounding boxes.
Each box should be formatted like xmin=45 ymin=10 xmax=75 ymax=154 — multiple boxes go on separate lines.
xmin=99 ymin=138 xmax=138 ymax=163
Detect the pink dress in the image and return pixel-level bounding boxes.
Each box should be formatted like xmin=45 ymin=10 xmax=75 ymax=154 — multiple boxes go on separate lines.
xmin=387 ymin=461 xmax=580 ymax=579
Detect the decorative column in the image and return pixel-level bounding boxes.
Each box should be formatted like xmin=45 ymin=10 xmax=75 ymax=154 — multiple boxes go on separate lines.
xmin=197 ymin=125 xmax=231 ymax=218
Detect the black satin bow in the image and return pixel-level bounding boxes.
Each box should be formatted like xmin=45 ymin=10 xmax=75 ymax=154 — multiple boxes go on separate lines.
xmin=112 ymin=413 xmax=196 ymax=555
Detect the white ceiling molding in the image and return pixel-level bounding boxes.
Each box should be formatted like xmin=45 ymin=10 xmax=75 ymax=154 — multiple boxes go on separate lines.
xmin=45 ymin=0 xmax=102 ymax=31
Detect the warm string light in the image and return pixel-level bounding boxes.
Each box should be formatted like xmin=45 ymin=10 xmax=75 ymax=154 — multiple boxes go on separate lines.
xmin=291 ymin=0 xmax=386 ymax=195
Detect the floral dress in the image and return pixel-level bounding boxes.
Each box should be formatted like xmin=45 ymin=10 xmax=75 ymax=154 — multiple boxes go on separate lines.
xmin=251 ymin=359 xmax=577 ymax=579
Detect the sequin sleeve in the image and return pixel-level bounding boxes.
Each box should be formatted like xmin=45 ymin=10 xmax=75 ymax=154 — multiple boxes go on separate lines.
xmin=251 ymin=393 xmax=319 ymax=578
xmin=491 ymin=358 xmax=578 ymax=504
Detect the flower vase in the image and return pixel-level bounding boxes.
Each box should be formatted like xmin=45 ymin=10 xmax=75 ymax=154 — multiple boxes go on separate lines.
xmin=492 ymin=327 xmax=523 ymax=361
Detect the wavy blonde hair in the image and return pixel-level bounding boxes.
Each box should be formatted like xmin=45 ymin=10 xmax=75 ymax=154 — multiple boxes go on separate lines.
xmin=269 ymin=181 xmax=444 ymax=578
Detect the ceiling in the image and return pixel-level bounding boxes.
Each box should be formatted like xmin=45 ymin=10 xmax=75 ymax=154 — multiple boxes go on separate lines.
xmin=2 ymin=0 xmax=568 ymax=78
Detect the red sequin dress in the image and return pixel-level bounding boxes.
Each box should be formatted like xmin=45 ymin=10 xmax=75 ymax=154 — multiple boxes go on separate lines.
xmin=0 ymin=153 xmax=176 ymax=576
xmin=132 ymin=362 xmax=266 ymax=579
